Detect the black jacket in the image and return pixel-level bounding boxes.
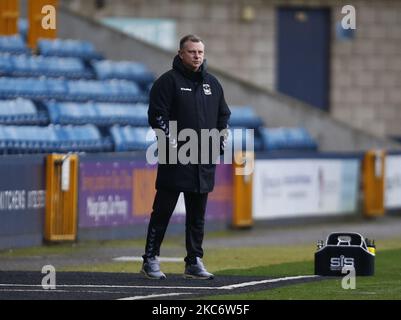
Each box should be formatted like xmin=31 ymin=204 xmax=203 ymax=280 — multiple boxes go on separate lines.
xmin=148 ymin=55 xmax=231 ymax=193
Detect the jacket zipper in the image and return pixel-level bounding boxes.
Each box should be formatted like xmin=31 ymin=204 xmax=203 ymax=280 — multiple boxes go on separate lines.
xmin=193 ymin=81 xmax=202 ymax=193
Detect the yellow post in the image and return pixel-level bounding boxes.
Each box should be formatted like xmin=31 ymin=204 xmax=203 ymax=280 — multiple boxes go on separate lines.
xmin=45 ymin=154 xmax=78 ymax=242
xmin=232 ymin=151 xmax=254 ymax=228
xmin=28 ymin=0 xmax=58 ymax=49
xmin=362 ymin=149 xmax=386 ymax=218
xmin=0 ymin=1 xmax=5 ymax=34
xmin=0 ymin=0 xmax=19 ymax=35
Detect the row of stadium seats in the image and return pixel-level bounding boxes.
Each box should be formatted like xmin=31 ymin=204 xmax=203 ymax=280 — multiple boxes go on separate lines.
xmin=0 ymin=53 xmax=93 ymax=79
xmin=111 ymin=126 xmax=155 ymax=152
xmin=0 ymin=124 xmax=113 ymax=154
xmin=110 ymin=126 xmax=316 ymax=153
xmin=260 ymin=127 xmax=318 ymax=151
xmin=0 ymin=35 xmax=29 ymax=55
xmin=38 ymin=39 xmax=104 ymax=60
xmin=0 ymin=98 xmax=47 ymax=125
xmin=0 ymin=124 xmax=151 ymax=154
xmin=0 ymin=123 xmax=153 ymax=155
xmin=0 ymin=35 xmax=102 ymax=60
xmin=0 ymin=123 xmax=316 ymax=154
xmin=45 ymin=101 xmax=149 ymax=126
xmin=0 ymin=99 xmax=268 ymax=128
xmin=0 ymin=99 xmax=264 ymax=128
xmin=0 ymin=54 xmax=154 ymax=87
xmin=111 ymin=126 xmax=259 ymax=153
xmin=0 ymin=77 xmax=146 ymax=103
xmin=92 ymin=60 xmax=155 ymax=89
xmin=0 ymin=125 xmax=317 ymax=153
xmin=46 ymin=102 xmax=264 ymax=128
xmin=228 ymin=106 xmax=264 ymax=129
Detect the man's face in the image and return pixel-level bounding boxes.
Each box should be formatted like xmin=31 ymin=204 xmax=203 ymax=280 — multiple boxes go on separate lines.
xmin=179 ymin=41 xmax=205 ymax=72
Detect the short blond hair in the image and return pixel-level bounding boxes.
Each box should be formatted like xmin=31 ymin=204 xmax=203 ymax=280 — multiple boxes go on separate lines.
xmin=179 ymin=34 xmax=203 ymax=50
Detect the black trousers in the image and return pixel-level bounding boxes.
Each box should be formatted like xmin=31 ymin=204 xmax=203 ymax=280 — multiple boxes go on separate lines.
xmin=143 ymin=189 xmax=209 ymax=265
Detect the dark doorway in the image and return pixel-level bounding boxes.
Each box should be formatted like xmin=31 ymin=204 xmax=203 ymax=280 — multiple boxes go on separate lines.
xmin=277 ymin=8 xmax=331 ymax=110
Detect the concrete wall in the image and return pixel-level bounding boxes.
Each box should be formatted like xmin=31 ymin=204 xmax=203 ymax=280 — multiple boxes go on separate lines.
xmin=57 ymin=5 xmax=400 ymax=152
xmin=330 ymin=1 xmax=401 ymax=137
xmin=62 ymin=0 xmax=277 ymax=89
xmin=60 ymin=0 xmax=401 ymax=139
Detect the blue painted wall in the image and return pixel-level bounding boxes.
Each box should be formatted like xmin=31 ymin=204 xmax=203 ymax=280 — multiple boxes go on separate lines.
xmin=277 ymin=7 xmax=331 ymax=110
xmin=0 ymin=155 xmax=46 ymax=250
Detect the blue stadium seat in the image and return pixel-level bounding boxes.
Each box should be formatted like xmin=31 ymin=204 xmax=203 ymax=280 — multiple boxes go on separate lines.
xmin=260 ymin=127 xmax=318 ymax=151
xmin=94 ymin=103 xmax=149 ymax=126
xmin=110 ymin=126 xmax=156 ymax=151
xmin=18 ymin=19 xmax=28 ymax=41
xmin=228 ymin=106 xmax=264 ymax=128
xmin=57 ymin=125 xmax=112 ymax=152
xmin=0 ymin=54 xmax=12 ymax=76
xmin=92 ymin=60 xmax=155 ymax=89
xmin=45 ymin=101 xmax=95 ymax=125
xmin=66 ymin=80 xmax=104 ymax=101
xmin=38 ymin=39 xmax=103 ymax=60
xmin=0 ymin=35 xmax=29 ymax=55
xmin=0 ymin=98 xmax=47 ymax=125
xmin=47 ymin=78 xmax=69 ymax=100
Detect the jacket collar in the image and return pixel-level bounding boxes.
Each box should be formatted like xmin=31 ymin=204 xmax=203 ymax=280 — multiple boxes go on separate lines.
xmin=172 ymin=55 xmax=207 ymax=82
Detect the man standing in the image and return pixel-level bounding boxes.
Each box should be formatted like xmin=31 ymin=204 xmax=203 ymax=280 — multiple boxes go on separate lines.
xmin=141 ymin=35 xmax=231 ymax=280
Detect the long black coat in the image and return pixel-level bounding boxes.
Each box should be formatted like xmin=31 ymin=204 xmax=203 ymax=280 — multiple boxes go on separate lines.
xmin=148 ymin=55 xmax=231 ymax=193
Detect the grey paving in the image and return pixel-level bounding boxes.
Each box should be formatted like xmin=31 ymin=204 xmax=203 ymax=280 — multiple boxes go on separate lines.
xmin=204 ymin=215 xmax=401 ymax=248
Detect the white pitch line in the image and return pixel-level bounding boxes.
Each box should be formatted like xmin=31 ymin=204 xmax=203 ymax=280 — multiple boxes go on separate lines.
xmin=0 ymin=288 xmax=142 ymax=295
xmin=118 ymin=292 xmax=193 ymax=300
xmin=113 ymin=256 xmax=183 ymax=263
xmin=0 ymin=287 xmax=194 ymax=300
xmin=0 ymin=289 xmax=69 ymax=293
xmin=0 ymin=275 xmax=320 ymax=292
xmin=218 ymin=275 xmax=320 ymax=290
xmin=0 ymin=283 xmax=217 ymax=290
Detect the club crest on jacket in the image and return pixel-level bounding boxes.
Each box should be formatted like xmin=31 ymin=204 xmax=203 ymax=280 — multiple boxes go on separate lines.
xmin=203 ymin=84 xmax=212 ymax=95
